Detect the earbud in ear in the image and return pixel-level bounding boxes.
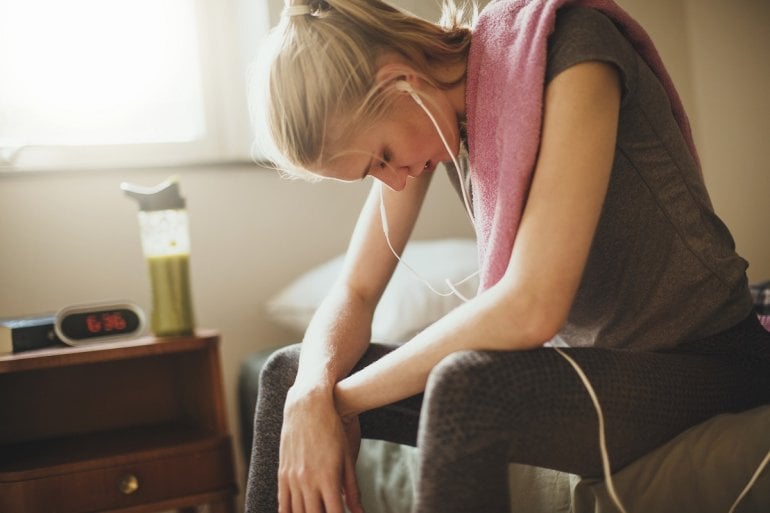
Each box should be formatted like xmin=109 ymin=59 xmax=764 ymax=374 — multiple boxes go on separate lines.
xmin=394 ymin=80 xmax=413 ymax=93
xmin=394 ymin=80 xmax=424 ymax=107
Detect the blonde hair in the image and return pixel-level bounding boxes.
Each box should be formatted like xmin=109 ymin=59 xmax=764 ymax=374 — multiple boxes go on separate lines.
xmin=250 ymin=0 xmax=475 ymax=181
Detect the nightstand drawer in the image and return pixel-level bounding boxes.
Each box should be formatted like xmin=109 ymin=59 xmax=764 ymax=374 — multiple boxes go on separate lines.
xmin=0 ymin=437 xmax=235 ymax=513
xmin=0 ymin=333 xmax=236 ymax=513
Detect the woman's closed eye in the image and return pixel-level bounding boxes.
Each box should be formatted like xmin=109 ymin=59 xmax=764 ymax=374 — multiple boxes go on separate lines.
xmin=379 ymin=148 xmax=392 ymax=169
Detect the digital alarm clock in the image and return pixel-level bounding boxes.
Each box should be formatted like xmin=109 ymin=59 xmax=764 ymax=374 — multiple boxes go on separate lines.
xmin=55 ymin=302 xmax=146 ymax=346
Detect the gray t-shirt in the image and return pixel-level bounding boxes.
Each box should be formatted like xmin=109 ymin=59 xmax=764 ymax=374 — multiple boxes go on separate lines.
xmin=451 ymin=7 xmax=753 ymax=350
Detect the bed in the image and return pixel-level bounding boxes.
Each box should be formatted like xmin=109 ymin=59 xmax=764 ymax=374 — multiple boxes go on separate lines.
xmin=240 ymin=239 xmax=770 ymax=512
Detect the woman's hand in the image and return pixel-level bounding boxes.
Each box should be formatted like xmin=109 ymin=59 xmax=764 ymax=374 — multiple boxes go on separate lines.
xmin=341 ymin=413 xmax=362 ymax=468
xmin=278 ymin=385 xmax=364 ymax=513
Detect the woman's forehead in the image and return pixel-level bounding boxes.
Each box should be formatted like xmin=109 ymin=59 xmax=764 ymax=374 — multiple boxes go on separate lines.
xmin=317 ymin=119 xmax=383 ymax=181
xmin=320 ymin=145 xmax=377 ymax=182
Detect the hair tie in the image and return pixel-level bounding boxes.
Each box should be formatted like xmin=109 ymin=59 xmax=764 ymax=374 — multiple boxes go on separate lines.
xmin=283 ymin=4 xmax=312 ymax=17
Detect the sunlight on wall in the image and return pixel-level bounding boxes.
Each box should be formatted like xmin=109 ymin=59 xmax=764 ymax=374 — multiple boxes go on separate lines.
xmin=0 ymin=0 xmax=205 ymax=146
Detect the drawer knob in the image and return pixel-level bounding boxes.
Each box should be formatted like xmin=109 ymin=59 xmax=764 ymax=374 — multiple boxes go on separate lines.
xmin=118 ymin=474 xmax=140 ymax=495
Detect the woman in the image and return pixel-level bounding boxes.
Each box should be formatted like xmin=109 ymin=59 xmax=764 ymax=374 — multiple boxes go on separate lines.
xmin=246 ymin=1 xmax=770 ymax=512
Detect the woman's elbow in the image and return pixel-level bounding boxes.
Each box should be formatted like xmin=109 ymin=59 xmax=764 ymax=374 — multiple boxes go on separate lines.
xmin=491 ymin=286 xmax=568 ymax=350
xmin=526 ymin=306 xmax=566 ymax=347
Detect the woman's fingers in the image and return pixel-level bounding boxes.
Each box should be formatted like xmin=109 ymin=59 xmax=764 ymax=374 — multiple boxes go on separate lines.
xmin=342 ymin=415 xmax=362 ymax=462
xmin=302 ymin=489 xmax=326 ymax=513
xmin=343 ymin=451 xmax=364 ymax=513
xmin=278 ymin=431 xmax=348 ymax=513
xmin=278 ymin=474 xmax=292 ymax=513
xmin=290 ymin=485 xmax=304 ymax=513
xmin=280 ymin=469 xmax=346 ymax=513
xmin=277 ymin=388 xmax=359 ymax=513
xmin=321 ymin=484 xmax=347 ymax=513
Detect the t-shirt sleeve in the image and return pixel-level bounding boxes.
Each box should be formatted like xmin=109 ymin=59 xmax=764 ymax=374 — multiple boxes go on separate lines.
xmin=545 ymin=7 xmax=638 ymax=103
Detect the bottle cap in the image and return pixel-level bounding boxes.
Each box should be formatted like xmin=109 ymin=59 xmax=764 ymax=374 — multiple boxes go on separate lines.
xmin=121 ymin=176 xmax=186 ymax=211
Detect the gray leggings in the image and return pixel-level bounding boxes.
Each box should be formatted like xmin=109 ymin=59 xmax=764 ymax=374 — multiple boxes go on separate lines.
xmin=245 ymin=314 xmax=770 ymax=513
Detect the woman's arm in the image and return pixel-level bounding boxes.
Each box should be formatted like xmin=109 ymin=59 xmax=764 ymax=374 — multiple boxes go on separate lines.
xmin=290 ymin=169 xmax=433 ymax=394
xmin=335 ymin=60 xmax=622 ymax=417
xmin=278 ymin=168 xmax=432 ymax=513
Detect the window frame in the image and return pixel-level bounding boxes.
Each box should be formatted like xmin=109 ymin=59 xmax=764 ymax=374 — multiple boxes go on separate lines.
xmin=0 ymin=0 xmax=268 ymax=173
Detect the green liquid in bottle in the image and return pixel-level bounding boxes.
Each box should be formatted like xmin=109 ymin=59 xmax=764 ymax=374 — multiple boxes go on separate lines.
xmin=147 ymin=253 xmax=195 ymax=336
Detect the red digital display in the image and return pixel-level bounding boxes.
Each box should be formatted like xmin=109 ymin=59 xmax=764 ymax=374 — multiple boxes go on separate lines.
xmin=86 ymin=312 xmax=128 ymax=333
xmin=59 ymin=308 xmax=142 ymax=342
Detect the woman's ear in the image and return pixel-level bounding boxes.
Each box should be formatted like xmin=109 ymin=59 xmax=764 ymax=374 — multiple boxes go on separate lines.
xmin=374 ymin=62 xmax=421 ymax=93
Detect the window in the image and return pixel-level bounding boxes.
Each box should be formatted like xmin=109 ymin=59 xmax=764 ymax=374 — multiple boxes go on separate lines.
xmin=0 ymin=0 xmax=268 ymax=171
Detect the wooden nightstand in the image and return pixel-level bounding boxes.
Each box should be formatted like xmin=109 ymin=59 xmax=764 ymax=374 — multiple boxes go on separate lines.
xmin=0 ymin=331 xmax=237 ymax=513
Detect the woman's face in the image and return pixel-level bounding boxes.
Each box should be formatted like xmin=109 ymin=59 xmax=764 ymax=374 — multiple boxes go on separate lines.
xmin=318 ymin=85 xmax=461 ymax=191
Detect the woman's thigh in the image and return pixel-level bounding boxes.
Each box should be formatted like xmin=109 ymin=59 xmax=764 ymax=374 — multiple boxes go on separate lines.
xmin=418 ymin=327 xmax=769 ymax=477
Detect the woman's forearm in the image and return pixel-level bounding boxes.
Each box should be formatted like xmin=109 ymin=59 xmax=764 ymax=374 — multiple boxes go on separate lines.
xmin=290 ymin=283 xmax=375 ymax=397
xmin=333 ymin=280 xmax=550 ymax=417
xmin=291 ymin=177 xmax=432 ymax=397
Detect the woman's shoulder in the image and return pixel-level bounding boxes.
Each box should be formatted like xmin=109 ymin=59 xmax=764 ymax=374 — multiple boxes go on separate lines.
xmin=546 ymin=6 xmax=639 ymax=97
xmin=551 ymin=6 xmax=627 ymax=43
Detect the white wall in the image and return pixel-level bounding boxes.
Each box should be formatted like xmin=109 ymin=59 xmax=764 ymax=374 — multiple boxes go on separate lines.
xmin=0 ymin=164 xmax=473 ymax=500
xmin=0 ymin=0 xmax=767 ymax=507
xmin=682 ymin=0 xmax=770 ymax=282
xmin=602 ymin=0 xmax=770 ymax=281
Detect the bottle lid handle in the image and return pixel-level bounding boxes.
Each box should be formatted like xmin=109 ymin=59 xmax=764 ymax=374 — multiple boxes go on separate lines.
xmin=121 ymin=176 xmax=186 ymax=211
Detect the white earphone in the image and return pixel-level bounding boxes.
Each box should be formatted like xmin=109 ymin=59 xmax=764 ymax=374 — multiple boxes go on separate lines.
xmin=391 ymin=79 xmax=474 ymax=223
xmin=394 ymin=80 xmax=426 ymax=108
xmin=393 ymin=79 xmax=413 ymax=93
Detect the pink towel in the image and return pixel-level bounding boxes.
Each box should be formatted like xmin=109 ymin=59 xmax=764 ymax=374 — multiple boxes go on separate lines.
xmin=466 ymin=0 xmax=699 ymax=291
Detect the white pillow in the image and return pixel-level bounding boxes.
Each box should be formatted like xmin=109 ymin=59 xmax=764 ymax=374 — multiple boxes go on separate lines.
xmin=266 ymin=238 xmax=479 ymax=343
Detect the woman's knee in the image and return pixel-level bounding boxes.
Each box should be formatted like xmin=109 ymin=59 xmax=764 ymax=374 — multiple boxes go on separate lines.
xmin=259 ymin=343 xmax=302 ymax=395
xmin=427 ymin=350 xmax=495 ymax=399
xmin=423 ymin=349 xmax=574 ymax=427
xmin=419 ymin=351 xmax=519 ymax=470
xmin=426 ymin=349 xmax=541 ymax=399
xmin=422 ymin=350 xmax=523 ymax=433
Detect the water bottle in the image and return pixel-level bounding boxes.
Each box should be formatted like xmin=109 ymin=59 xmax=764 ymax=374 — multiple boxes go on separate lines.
xmin=121 ymin=177 xmax=195 ymax=337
